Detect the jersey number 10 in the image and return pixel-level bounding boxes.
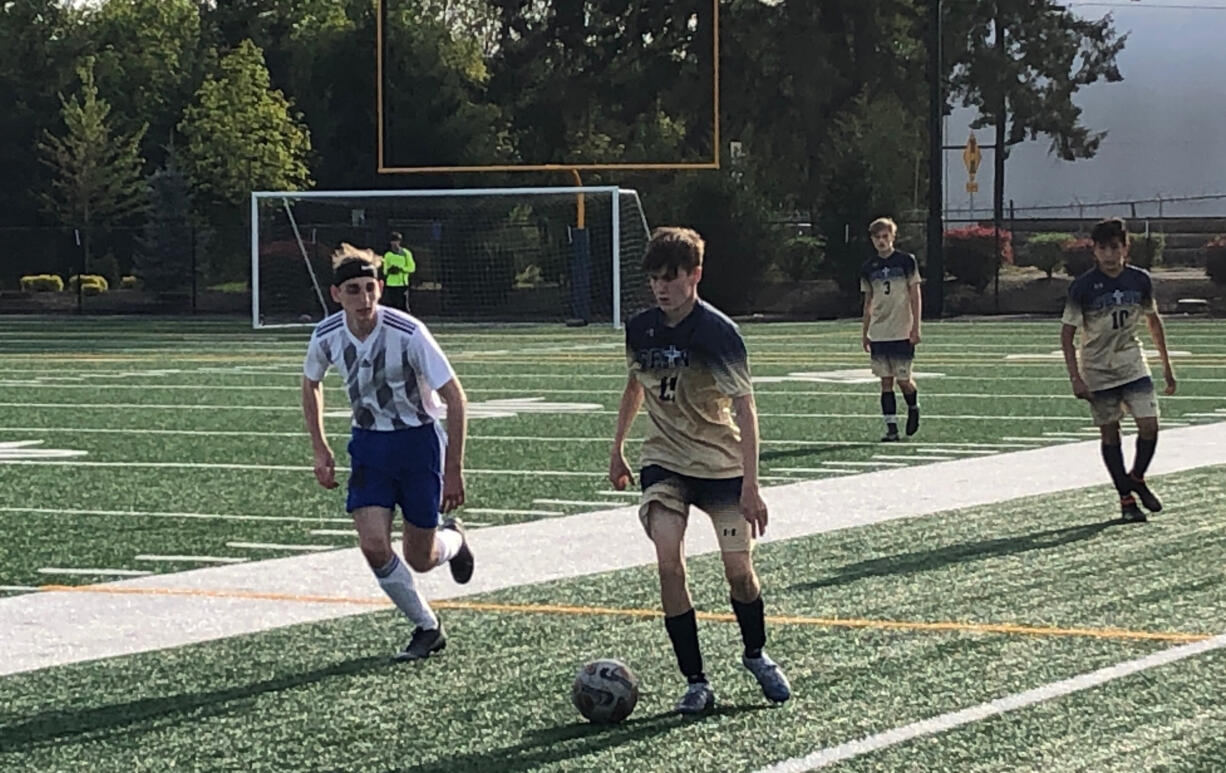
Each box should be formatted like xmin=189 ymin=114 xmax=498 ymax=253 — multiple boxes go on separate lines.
xmin=1111 ymin=309 xmax=1130 ymax=330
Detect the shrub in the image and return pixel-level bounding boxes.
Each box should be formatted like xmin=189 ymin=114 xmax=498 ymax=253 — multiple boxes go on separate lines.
xmin=1128 ymin=231 xmax=1165 ymax=269
xmin=514 ymin=264 xmax=544 ymax=288
xmin=944 ymin=225 xmax=1013 ymax=291
xmin=120 ymin=275 xmax=140 ymax=289
xmin=1062 ymin=238 xmax=1096 ymax=277
xmin=777 ymin=235 xmax=825 ymax=281
xmin=1205 ymin=236 xmax=1226 ymax=285
xmin=67 ymin=274 xmax=110 ymax=295
xmin=1018 ymin=233 xmax=1073 ymax=278
xmin=19 ymin=274 xmax=64 ymax=292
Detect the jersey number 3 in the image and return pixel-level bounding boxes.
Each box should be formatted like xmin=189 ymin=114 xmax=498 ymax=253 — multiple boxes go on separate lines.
xmin=1111 ymin=309 xmax=1130 ymax=330
xmin=659 ymin=376 xmax=678 ymax=401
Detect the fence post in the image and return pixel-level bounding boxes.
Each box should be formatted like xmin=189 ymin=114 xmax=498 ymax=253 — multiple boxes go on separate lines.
xmin=191 ymin=223 xmax=198 ymax=312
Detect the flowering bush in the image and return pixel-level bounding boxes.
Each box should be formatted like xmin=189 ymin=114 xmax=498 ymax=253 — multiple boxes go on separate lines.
xmin=1062 ymin=237 xmax=1096 ymax=277
xmin=944 ymin=225 xmax=1013 ymax=291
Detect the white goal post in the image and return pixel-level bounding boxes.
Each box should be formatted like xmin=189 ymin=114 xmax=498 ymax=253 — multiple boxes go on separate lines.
xmin=249 ymin=186 xmax=652 ymax=329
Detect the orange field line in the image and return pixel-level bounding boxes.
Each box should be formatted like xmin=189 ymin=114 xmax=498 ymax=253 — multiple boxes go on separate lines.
xmin=36 ymin=585 xmax=1211 ymax=644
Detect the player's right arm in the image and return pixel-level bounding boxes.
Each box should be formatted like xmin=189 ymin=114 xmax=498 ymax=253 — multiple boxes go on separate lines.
xmin=609 ymin=374 xmax=644 ymax=489
xmin=1059 ymin=324 xmax=1089 ymax=400
xmin=301 ymin=375 xmax=337 ymax=489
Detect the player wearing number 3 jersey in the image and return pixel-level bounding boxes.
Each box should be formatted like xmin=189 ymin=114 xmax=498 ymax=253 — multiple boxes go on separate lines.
xmin=609 ymin=227 xmax=791 ymax=715
xmin=1061 ymin=217 xmax=1177 ymax=523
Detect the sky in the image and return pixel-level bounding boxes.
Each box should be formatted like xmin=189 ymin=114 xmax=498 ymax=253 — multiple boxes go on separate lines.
xmin=945 ymin=0 xmax=1226 ymax=218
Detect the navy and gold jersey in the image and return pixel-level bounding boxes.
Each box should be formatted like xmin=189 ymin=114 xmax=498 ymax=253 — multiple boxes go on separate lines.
xmin=860 ymin=251 xmax=921 ymax=342
xmin=1061 ymin=265 xmax=1157 ymax=391
xmin=626 ymin=300 xmax=752 ymax=479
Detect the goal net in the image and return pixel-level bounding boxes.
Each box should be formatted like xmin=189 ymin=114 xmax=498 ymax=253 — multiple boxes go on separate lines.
xmin=250 ymin=186 xmax=652 ymax=328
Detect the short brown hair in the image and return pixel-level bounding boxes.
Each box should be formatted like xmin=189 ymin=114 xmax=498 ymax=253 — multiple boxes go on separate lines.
xmin=642 ymin=227 xmax=705 ymax=275
xmin=1090 ymin=217 xmax=1129 ymax=247
xmin=868 ymin=217 xmax=898 ymax=237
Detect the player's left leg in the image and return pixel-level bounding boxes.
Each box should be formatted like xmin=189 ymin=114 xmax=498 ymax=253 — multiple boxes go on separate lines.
xmin=1128 ymin=415 xmax=1162 ymax=513
xmin=897 ymin=377 xmax=919 ymax=436
xmin=1097 ymin=412 xmax=1145 ymax=523
xmin=707 ymin=499 xmax=791 ymax=704
xmin=879 ymin=376 xmax=900 ymax=442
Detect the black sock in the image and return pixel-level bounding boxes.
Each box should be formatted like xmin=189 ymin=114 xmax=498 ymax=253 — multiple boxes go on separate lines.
xmin=1132 ymin=436 xmax=1158 ymax=478
xmin=881 ymin=391 xmax=897 ymax=427
xmin=731 ymin=595 xmax=766 ymax=659
xmin=664 ymin=608 xmax=706 ymax=684
xmin=903 ymin=389 xmax=918 ymax=409
xmin=1101 ymin=443 xmax=1131 ymax=497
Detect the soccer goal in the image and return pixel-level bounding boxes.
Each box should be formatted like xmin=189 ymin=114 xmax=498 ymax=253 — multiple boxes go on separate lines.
xmin=249 ymin=186 xmax=652 ymax=328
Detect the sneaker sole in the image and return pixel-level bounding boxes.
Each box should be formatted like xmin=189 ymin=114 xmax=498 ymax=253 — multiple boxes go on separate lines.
xmin=394 ymin=640 xmax=447 ymax=662
xmin=442 ymin=519 xmax=474 ymax=584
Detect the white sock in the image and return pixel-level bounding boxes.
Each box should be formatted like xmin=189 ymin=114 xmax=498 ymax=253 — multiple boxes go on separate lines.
xmin=433 ymin=528 xmax=463 ymax=567
xmin=375 ymin=554 xmax=438 ymax=630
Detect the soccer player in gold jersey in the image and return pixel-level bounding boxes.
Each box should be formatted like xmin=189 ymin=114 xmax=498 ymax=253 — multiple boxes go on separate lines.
xmin=1061 ymin=218 xmax=1177 ymax=522
xmin=609 ymin=227 xmax=791 ymax=714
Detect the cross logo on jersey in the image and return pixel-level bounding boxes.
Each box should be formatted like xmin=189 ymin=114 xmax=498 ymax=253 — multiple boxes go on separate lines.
xmin=662 ymin=345 xmax=685 ymax=367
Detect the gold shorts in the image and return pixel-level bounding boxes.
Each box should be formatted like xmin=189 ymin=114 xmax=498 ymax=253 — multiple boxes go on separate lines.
xmin=1089 ymin=377 xmax=1160 ymax=426
xmin=637 ymin=467 xmax=751 ymax=553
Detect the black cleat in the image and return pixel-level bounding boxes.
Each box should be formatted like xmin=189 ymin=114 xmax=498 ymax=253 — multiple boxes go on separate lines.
xmin=1120 ymin=495 xmax=1147 ymax=523
xmin=881 ymin=429 xmax=901 ymax=443
xmin=441 ymin=517 xmax=474 ymax=584
xmin=905 ymin=407 xmax=920 ymax=437
xmin=395 ymin=625 xmax=447 ymax=661
xmin=1129 ymin=474 xmax=1163 ymax=513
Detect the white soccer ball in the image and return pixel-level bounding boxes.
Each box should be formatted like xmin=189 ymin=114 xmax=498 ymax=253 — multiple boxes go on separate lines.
xmin=571 ymin=658 xmax=639 ymax=724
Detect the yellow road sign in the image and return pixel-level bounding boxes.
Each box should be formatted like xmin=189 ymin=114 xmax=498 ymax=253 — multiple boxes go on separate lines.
xmin=963 ymin=133 xmax=982 ymax=176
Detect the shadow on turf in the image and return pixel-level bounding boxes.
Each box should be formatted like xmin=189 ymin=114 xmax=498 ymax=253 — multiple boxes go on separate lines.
xmin=790 ymin=519 xmax=1127 ymax=591
xmin=761 ymin=444 xmax=876 ymax=462
xmin=0 ymin=654 xmax=393 ymax=750
xmin=396 ymin=703 xmax=774 ymax=773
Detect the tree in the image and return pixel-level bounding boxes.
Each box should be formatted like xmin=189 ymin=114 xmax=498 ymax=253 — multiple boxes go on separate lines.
xmin=37 ymin=57 xmax=148 ymax=271
xmin=178 ymin=38 xmax=312 ymax=209
xmin=134 ymin=155 xmax=197 ymax=293
xmin=86 ymin=0 xmax=209 ymax=172
xmin=945 ymin=0 xmax=1126 ymax=161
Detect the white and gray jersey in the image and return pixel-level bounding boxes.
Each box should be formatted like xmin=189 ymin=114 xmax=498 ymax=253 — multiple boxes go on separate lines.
xmin=303 ymin=308 xmax=456 ymax=431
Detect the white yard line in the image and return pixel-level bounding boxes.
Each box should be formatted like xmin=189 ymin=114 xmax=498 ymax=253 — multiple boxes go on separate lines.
xmin=822 ymin=461 xmax=910 ymax=468
xmin=755 ymin=634 xmax=1226 ymax=772
xmin=462 ymin=508 xmax=564 ymax=517
xmin=0 ymin=585 xmax=37 ymax=592
xmin=225 ymin=542 xmax=336 ymax=552
xmin=134 ymin=555 xmax=249 ymax=564
xmin=0 ymin=460 xmax=608 ymax=477
xmin=533 ymin=499 xmax=627 ymax=507
xmin=0 ymin=506 xmax=351 ymax=524
xmin=37 ymin=567 xmax=153 ymax=577
xmin=1 ymin=422 xmax=1223 ymax=677
xmin=772 ymin=468 xmax=857 ymax=475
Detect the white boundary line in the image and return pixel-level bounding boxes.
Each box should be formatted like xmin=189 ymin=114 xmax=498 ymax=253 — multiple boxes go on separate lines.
xmin=755 ymin=633 xmax=1226 ymax=772
xmin=134 ymin=555 xmax=249 ymax=564
xmin=37 ymin=567 xmax=153 ymax=577
xmin=225 ymin=542 xmax=335 ymax=552
xmin=0 ymin=506 xmax=351 ymax=524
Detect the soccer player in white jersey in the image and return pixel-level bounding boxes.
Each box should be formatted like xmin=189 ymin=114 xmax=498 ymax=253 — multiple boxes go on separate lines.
xmin=1061 ymin=218 xmax=1177 ymax=522
xmin=860 ymin=217 xmax=922 ymax=441
xmin=302 ymin=245 xmax=473 ymax=660
xmin=610 ymin=227 xmax=791 ymax=715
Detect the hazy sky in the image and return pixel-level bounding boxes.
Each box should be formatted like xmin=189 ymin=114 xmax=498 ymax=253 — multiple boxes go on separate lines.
xmin=945 ymin=0 xmax=1226 ymax=218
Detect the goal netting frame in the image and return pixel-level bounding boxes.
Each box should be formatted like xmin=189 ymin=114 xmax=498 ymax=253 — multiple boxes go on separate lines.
xmin=249 ymin=186 xmax=651 ymax=329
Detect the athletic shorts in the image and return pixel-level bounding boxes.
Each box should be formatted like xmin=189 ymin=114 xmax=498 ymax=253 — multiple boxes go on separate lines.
xmin=638 ymin=464 xmax=751 ymax=552
xmin=869 ymin=339 xmax=915 ymax=380
xmin=1089 ymin=376 xmax=1160 ymax=427
xmin=346 ymin=424 xmax=443 ymax=528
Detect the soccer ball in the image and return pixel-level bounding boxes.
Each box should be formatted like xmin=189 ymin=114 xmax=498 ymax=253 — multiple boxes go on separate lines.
xmin=571 ymin=658 xmax=639 ymax=724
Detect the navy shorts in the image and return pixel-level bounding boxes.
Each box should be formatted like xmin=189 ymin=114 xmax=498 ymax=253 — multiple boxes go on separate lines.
xmin=346 ymin=424 xmax=443 ymax=528
xmin=639 ymin=465 xmax=742 ymax=510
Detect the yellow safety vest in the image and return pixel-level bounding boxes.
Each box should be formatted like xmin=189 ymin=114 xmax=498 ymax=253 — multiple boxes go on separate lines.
xmin=382 ymin=248 xmax=415 ymax=287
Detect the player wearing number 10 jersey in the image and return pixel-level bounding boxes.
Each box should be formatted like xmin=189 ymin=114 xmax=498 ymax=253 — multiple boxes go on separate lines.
xmin=609 ymin=227 xmax=791 ymax=715
xmin=1060 ymin=217 xmax=1177 ymax=523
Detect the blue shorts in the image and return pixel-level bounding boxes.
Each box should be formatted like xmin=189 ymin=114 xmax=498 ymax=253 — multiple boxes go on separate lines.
xmin=346 ymin=424 xmax=443 ymax=528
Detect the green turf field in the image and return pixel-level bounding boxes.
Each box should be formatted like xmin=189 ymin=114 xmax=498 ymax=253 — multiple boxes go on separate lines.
xmin=0 ymin=316 xmax=1224 ymax=771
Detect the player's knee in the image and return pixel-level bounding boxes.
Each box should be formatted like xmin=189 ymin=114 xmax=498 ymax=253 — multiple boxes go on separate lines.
xmin=1099 ymin=423 xmax=1122 ymax=444
xmin=358 ymin=538 xmax=393 ymax=569
xmin=880 ymin=377 xmax=895 ymax=391
xmin=401 ymin=537 xmax=435 ymax=573
xmin=1137 ymin=418 xmax=1159 ymax=439
xmin=656 ymin=556 xmax=687 ymax=587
